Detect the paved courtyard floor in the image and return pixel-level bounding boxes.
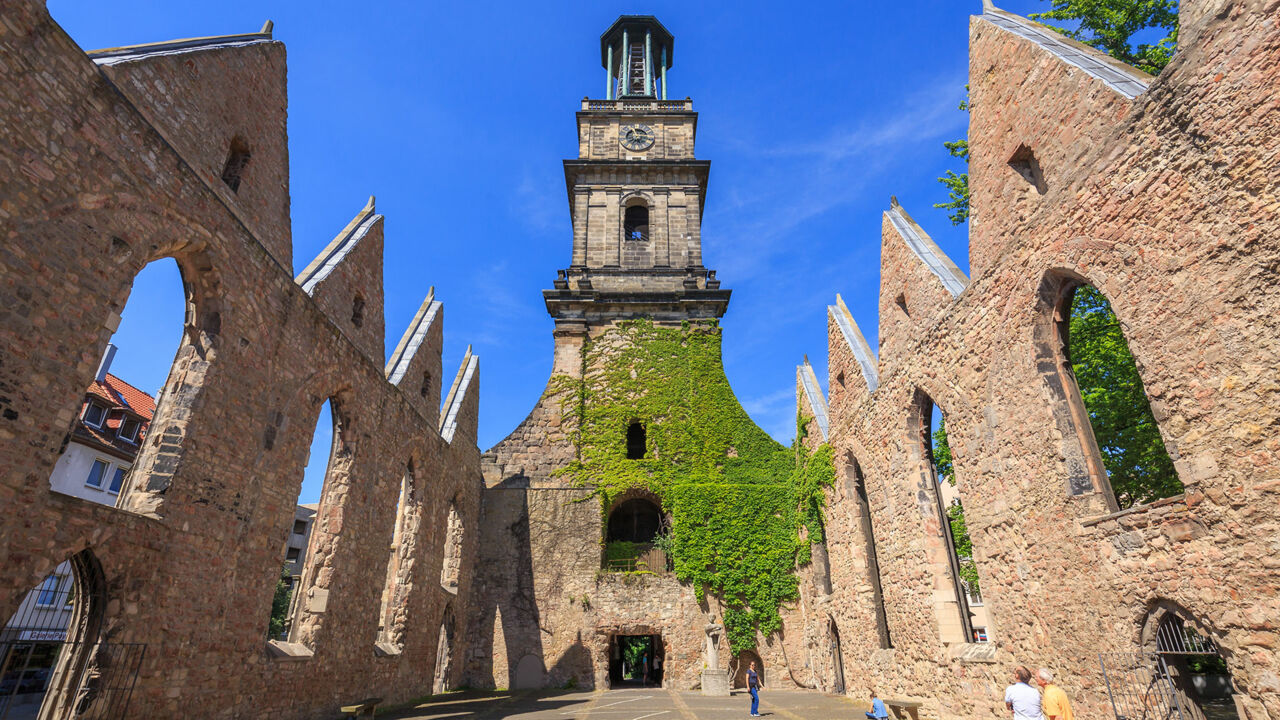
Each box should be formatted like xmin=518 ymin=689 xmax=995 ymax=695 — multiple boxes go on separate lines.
xmin=380 ymin=688 xmax=873 ymax=720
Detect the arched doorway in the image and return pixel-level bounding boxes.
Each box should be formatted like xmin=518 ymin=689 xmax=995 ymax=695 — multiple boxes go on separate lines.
xmin=0 ymin=550 xmax=144 ymax=719
xmin=1142 ymin=604 xmax=1240 ymax=720
xmin=732 ymin=650 xmax=763 ymax=690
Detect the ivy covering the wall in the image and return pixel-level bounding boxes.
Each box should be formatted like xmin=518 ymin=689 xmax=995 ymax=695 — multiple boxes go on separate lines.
xmin=553 ymin=320 xmax=833 ymax=653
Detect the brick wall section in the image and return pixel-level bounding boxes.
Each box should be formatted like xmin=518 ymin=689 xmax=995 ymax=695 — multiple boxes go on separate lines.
xmin=966 ymin=12 xmax=1145 ymax=278
xmin=99 ymin=41 xmax=293 ymax=270
xmin=813 ymin=2 xmax=1280 ymax=718
xmin=0 ymin=5 xmax=482 ymax=718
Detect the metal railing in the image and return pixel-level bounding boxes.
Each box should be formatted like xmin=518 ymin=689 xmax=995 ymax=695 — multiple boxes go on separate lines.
xmin=1099 ymin=651 xmax=1187 ymax=720
xmin=582 ymin=99 xmax=692 ymax=112
xmin=0 ymin=641 xmax=145 ymax=720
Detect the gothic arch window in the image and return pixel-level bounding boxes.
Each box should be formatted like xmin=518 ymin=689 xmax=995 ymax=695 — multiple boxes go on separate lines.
xmin=269 ymin=396 xmax=353 ymax=650
xmin=624 ymin=203 xmax=650 ymax=242
xmin=1036 ymin=271 xmax=1183 ymax=511
xmin=377 ymin=464 xmax=420 ymax=650
xmin=911 ymin=391 xmax=987 ymax=645
xmin=79 ymin=244 xmax=222 ymax=521
xmin=845 ymin=453 xmax=891 ymax=649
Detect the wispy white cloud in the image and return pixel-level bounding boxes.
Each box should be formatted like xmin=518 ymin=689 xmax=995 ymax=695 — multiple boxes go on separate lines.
xmin=704 ymin=72 xmax=967 ymax=283
xmin=741 ymin=386 xmax=799 ymax=444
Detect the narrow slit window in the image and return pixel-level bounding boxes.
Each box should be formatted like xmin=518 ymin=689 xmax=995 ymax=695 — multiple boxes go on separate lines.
xmin=220 ymin=137 xmax=252 ymax=193
xmin=626 ymin=422 xmax=646 ymax=459
xmin=351 ymin=295 xmax=366 ymax=328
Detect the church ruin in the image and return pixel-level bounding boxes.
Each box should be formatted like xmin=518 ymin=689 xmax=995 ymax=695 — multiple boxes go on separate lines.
xmin=0 ymin=0 xmax=1276 ymax=718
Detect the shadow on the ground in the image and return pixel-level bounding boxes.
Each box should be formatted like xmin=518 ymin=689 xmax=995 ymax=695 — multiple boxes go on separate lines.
xmin=376 ymin=689 xmax=591 ymax=719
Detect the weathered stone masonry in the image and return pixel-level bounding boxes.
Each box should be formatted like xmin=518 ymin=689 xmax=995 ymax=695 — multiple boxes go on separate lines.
xmin=807 ymin=1 xmax=1280 ymax=718
xmin=0 ymin=4 xmax=482 ymax=718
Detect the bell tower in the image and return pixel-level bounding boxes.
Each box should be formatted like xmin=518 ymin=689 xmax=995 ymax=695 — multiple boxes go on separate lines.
xmin=546 ymin=15 xmax=729 ymax=329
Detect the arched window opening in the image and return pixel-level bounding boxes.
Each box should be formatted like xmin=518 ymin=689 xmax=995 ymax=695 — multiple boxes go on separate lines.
xmin=420 ymin=370 xmax=432 ymax=399
xmin=624 ymin=204 xmax=649 ymax=242
xmin=55 ymin=256 xmax=214 ymax=522
xmin=846 ymin=454 xmax=891 ymax=649
xmin=626 ymin=421 xmax=646 ymax=459
xmin=914 ymin=393 xmax=988 ymax=645
xmin=440 ymin=499 xmax=464 ymax=592
xmin=1 ymin=550 xmax=142 ymax=716
xmin=433 ymin=606 xmax=456 ymax=694
xmin=220 ymin=136 xmax=251 ymax=193
xmin=351 ymin=294 xmax=366 ymax=328
xmin=377 ymin=465 xmax=419 ymax=651
xmin=269 ymin=398 xmax=348 ymax=649
xmin=605 ymin=497 xmax=667 ymax=572
xmin=1053 ymin=281 xmax=1183 ymax=510
xmin=895 ymin=292 xmax=909 ymax=317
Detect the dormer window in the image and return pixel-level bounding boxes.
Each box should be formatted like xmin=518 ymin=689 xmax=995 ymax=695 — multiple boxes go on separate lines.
xmin=83 ymin=401 xmax=107 ymax=428
xmin=624 ymin=205 xmax=649 ymax=242
xmin=118 ymin=417 xmax=141 ymax=443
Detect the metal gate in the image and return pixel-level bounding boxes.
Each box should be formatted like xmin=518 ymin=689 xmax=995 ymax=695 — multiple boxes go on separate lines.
xmin=0 ymin=641 xmax=145 ymax=720
xmin=1100 ymin=651 xmax=1188 ymax=720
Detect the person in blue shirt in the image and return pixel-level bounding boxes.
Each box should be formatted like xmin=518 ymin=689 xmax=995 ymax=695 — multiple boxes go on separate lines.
xmin=746 ymin=661 xmax=761 ymax=717
xmin=866 ymin=689 xmax=889 ymax=719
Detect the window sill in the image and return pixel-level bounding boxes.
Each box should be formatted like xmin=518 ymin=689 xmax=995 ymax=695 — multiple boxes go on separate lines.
xmin=266 ymin=640 xmax=313 ymax=661
xmin=373 ymin=642 xmax=401 ymax=658
xmin=949 ymin=642 xmax=999 ymax=664
xmin=1080 ymin=493 xmax=1188 ymax=527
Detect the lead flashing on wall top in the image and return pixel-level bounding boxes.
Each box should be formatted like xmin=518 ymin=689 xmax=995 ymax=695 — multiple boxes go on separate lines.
xmin=386 ymin=288 xmax=441 ymax=385
xmin=798 ymin=360 xmax=830 ymax=442
xmin=885 ymin=199 xmax=969 ymax=298
xmin=830 ymin=295 xmax=879 ymax=393
xmin=88 ymin=21 xmax=275 ymax=65
xmin=440 ymin=347 xmax=478 ymax=443
xmin=297 ymin=196 xmax=381 ymax=296
xmin=979 ymin=3 xmax=1150 ymax=99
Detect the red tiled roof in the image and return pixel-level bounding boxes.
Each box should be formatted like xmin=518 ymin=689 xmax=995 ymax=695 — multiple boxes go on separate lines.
xmin=75 ymin=373 xmax=157 ymax=461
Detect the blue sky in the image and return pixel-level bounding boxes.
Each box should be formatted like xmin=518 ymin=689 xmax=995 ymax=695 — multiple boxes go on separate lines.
xmin=50 ymin=0 xmax=1055 ymax=504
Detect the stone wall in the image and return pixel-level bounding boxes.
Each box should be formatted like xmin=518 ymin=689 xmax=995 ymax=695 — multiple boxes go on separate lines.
xmin=0 ymin=5 xmax=482 ymax=718
xmin=811 ymin=2 xmax=1280 ymax=718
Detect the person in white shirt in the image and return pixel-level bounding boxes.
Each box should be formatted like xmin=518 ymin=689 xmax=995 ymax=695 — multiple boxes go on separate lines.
xmin=1004 ymin=666 xmax=1044 ymax=720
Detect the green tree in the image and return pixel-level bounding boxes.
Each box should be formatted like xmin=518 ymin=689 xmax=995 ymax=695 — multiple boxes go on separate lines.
xmin=1031 ymin=0 xmax=1179 ymax=75
xmin=931 ymin=416 xmax=955 ymax=487
xmin=934 ymin=100 xmax=970 ymax=227
xmin=267 ymin=564 xmax=294 ymax=639
xmin=936 ymin=2 xmax=1179 ymax=222
xmin=946 ymin=502 xmax=980 ymax=594
xmin=1068 ymin=286 xmax=1183 ymax=508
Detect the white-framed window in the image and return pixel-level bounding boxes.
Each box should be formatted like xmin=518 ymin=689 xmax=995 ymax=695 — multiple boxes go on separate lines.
xmin=108 ymin=465 xmax=127 ymax=494
xmin=83 ymin=401 xmax=107 ymax=428
xmin=117 ymin=417 xmax=141 ymax=443
xmin=973 ymin=627 xmax=989 ymax=643
xmin=85 ymin=459 xmax=109 ymax=488
xmin=34 ymin=574 xmax=62 ymax=607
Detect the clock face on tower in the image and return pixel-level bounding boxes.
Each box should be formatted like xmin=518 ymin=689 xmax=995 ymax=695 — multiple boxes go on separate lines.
xmin=620 ymin=123 xmax=655 ymax=151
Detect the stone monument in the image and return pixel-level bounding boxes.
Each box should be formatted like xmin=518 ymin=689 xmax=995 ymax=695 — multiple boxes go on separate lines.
xmin=701 ymin=619 xmax=730 ymax=696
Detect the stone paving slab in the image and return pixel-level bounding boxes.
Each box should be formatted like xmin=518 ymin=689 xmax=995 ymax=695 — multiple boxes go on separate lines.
xmin=379 ymin=688 xmax=872 ymax=720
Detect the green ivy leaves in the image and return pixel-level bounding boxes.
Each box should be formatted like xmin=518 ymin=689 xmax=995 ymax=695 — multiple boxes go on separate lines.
xmin=554 ymin=320 xmax=834 ymax=653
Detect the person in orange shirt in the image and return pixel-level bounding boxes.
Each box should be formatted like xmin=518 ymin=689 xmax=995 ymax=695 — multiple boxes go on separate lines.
xmin=1036 ymin=668 xmax=1074 ymax=720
